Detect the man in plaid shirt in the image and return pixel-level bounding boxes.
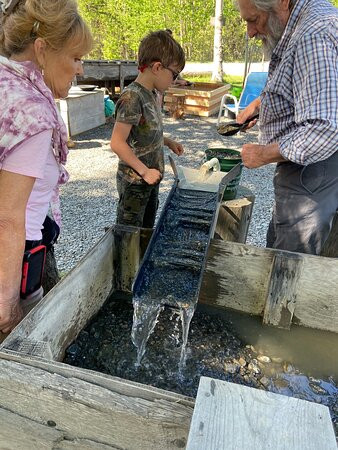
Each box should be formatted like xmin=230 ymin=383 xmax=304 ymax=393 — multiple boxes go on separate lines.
xmin=236 ymin=0 xmax=338 ymax=255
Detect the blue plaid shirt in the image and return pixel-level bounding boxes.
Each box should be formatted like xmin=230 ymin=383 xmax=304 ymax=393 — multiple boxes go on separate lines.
xmin=259 ymin=0 xmax=338 ymax=165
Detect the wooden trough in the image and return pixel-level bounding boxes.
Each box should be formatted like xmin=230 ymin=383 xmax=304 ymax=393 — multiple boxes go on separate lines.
xmin=164 ymin=82 xmax=230 ymax=117
xmin=77 ymin=59 xmax=138 ymax=93
xmin=0 ymin=197 xmax=337 ymax=448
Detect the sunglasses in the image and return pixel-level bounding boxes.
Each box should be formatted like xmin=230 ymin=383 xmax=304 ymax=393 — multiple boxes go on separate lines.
xmin=162 ymin=65 xmax=180 ymax=81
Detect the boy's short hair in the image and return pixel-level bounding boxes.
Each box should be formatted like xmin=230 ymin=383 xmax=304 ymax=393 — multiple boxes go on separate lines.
xmin=138 ymin=30 xmax=185 ymax=72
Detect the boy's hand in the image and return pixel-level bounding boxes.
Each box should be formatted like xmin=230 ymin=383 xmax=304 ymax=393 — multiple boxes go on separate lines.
xmin=165 ymin=138 xmax=184 ymax=156
xmin=143 ymin=168 xmax=162 ymax=185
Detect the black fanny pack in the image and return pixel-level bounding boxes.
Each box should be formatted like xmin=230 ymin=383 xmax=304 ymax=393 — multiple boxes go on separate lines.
xmin=22 ymin=216 xmax=60 ymax=298
xmin=25 ymin=215 xmax=60 ymax=251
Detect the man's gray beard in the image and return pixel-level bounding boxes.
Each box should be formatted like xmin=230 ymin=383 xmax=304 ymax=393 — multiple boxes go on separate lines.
xmin=256 ymin=12 xmax=286 ymax=59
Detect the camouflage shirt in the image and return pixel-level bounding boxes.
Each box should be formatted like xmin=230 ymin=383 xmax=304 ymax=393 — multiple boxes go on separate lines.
xmin=115 ymin=81 xmax=164 ymax=184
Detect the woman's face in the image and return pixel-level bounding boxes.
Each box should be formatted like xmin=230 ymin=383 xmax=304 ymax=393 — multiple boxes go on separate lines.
xmin=43 ymin=47 xmax=84 ymax=99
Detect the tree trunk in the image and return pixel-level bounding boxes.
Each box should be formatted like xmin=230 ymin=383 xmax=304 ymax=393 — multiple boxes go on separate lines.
xmin=211 ymin=0 xmax=224 ymax=82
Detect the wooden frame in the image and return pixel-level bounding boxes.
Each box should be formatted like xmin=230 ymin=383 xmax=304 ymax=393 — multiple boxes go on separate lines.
xmin=0 ymin=350 xmax=193 ymax=449
xmin=0 ymin=205 xmax=337 ymax=447
xmin=2 ymin=222 xmax=338 ymax=364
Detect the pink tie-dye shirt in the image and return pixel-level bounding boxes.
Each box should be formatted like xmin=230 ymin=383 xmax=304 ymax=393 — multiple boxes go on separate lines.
xmin=0 ymin=56 xmax=69 ymax=226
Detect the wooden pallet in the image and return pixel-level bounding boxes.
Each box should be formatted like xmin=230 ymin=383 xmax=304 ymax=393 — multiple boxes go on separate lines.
xmin=164 ymin=82 xmax=230 ymax=117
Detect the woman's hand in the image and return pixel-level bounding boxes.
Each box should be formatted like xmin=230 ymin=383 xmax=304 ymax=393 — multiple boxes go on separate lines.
xmin=0 ymin=300 xmax=23 ymax=333
xmin=164 ymin=137 xmax=184 ymax=156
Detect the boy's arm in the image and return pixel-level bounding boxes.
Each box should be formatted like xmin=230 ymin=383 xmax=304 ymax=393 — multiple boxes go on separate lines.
xmin=164 ymin=136 xmax=184 ymax=156
xmin=110 ymin=122 xmax=162 ymax=185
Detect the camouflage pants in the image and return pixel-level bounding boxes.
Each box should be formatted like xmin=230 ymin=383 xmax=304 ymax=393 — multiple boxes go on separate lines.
xmin=116 ymin=175 xmax=159 ymax=228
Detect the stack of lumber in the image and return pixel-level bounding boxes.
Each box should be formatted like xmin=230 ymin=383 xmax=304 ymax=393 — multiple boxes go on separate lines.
xmin=164 ymin=82 xmax=230 ymax=117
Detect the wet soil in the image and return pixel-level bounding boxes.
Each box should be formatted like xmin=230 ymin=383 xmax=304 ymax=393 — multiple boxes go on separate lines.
xmin=64 ymin=297 xmax=337 ymax=435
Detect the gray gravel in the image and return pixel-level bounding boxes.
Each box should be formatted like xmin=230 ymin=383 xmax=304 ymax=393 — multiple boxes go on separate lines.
xmin=56 ymin=115 xmax=275 ymax=274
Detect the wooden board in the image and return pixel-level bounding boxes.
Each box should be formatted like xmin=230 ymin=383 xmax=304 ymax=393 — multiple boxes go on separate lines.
xmin=0 ymin=229 xmax=115 ymax=360
xmin=0 ymin=351 xmax=193 ymax=450
xmin=167 ymin=82 xmax=230 ymax=98
xmin=164 ymin=104 xmax=221 ymax=117
xmin=57 ymin=89 xmax=105 ymax=137
xmin=215 ymin=192 xmax=255 ymax=243
xmin=321 ymin=211 xmax=338 ymax=258
xmin=186 ymin=377 xmax=336 ymax=450
xmin=200 ymin=240 xmax=338 ymax=333
xmin=164 ymin=93 xmax=225 ymax=107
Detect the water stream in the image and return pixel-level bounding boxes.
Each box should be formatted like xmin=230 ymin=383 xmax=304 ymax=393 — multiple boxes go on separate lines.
xmin=64 ymin=296 xmax=337 ymax=436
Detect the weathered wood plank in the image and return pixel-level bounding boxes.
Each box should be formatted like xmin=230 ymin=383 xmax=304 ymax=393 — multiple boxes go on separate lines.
xmin=59 ymin=90 xmax=105 ymax=137
xmin=200 ymin=241 xmax=338 ymax=333
xmin=0 ymin=357 xmax=193 ymax=450
xmin=0 ymin=408 xmax=65 ymax=450
xmin=113 ymin=224 xmax=141 ymax=292
xmin=0 ymin=408 xmax=119 ymax=449
xmin=263 ymin=252 xmax=304 ymax=329
xmin=167 ymin=83 xmax=230 ymax=98
xmin=186 ymin=377 xmax=337 ymax=450
xmin=321 ymin=211 xmax=338 ymax=258
xmin=215 ymin=195 xmax=255 ymax=243
xmin=200 ymin=241 xmax=273 ymax=315
xmin=164 ymin=104 xmax=221 ymax=117
xmin=0 ymin=228 xmax=114 ymax=360
xmin=0 ymin=349 xmax=194 ymax=406
xmin=164 ymin=94 xmax=224 ymax=107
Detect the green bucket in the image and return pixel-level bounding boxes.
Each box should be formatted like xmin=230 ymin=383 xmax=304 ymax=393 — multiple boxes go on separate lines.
xmin=205 ymin=148 xmax=243 ymax=200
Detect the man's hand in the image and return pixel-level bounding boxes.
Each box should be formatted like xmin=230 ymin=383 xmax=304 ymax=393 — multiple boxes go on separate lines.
xmin=242 ymin=143 xmax=286 ymax=168
xmin=142 ymin=168 xmax=162 ymax=185
xmin=165 ymin=137 xmax=184 ymax=156
xmin=236 ymin=97 xmax=261 ymax=130
xmin=0 ymin=300 xmax=23 ymax=333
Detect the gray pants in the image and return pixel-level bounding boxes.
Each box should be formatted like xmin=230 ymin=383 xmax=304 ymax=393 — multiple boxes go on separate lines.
xmin=267 ymin=151 xmax=338 ymax=255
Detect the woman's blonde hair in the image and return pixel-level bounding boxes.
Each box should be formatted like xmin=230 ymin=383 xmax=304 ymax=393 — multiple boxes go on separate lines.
xmin=0 ymin=0 xmax=93 ymax=57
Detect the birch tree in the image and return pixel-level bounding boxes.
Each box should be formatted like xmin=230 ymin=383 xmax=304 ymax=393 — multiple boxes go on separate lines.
xmin=211 ymin=0 xmax=223 ymax=81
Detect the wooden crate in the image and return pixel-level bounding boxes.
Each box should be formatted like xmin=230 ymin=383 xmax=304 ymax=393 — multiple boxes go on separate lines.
xmin=164 ymin=82 xmax=230 ymax=117
xmin=56 ymin=88 xmax=105 ymax=137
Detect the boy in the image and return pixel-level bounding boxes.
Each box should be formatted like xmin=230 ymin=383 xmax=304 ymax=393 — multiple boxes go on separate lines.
xmin=110 ymin=30 xmax=185 ymax=228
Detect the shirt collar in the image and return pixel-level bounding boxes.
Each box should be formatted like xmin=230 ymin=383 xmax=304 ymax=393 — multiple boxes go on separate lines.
xmin=272 ymin=0 xmax=310 ymax=58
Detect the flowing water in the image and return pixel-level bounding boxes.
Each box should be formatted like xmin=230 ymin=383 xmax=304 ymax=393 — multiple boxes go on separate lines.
xmin=131 ymin=187 xmax=218 ymax=365
xmin=64 ymin=295 xmax=338 ymax=436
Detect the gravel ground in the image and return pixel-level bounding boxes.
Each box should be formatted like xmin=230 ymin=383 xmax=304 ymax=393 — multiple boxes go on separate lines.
xmin=56 ymin=114 xmax=275 ymax=273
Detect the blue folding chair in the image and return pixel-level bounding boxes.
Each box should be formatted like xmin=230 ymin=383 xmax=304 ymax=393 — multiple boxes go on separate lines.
xmin=217 ymin=72 xmax=268 ymax=125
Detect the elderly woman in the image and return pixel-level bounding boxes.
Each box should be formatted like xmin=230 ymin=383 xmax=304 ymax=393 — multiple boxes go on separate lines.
xmin=0 ymin=0 xmax=93 ymax=333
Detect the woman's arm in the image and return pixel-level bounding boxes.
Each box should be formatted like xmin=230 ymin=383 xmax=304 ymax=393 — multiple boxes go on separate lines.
xmin=0 ymin=170 xmax=35 ymax=333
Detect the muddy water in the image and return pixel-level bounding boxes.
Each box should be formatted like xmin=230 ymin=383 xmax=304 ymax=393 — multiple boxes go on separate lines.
xmin=64 ymin=296 xmax=337 ymax=435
